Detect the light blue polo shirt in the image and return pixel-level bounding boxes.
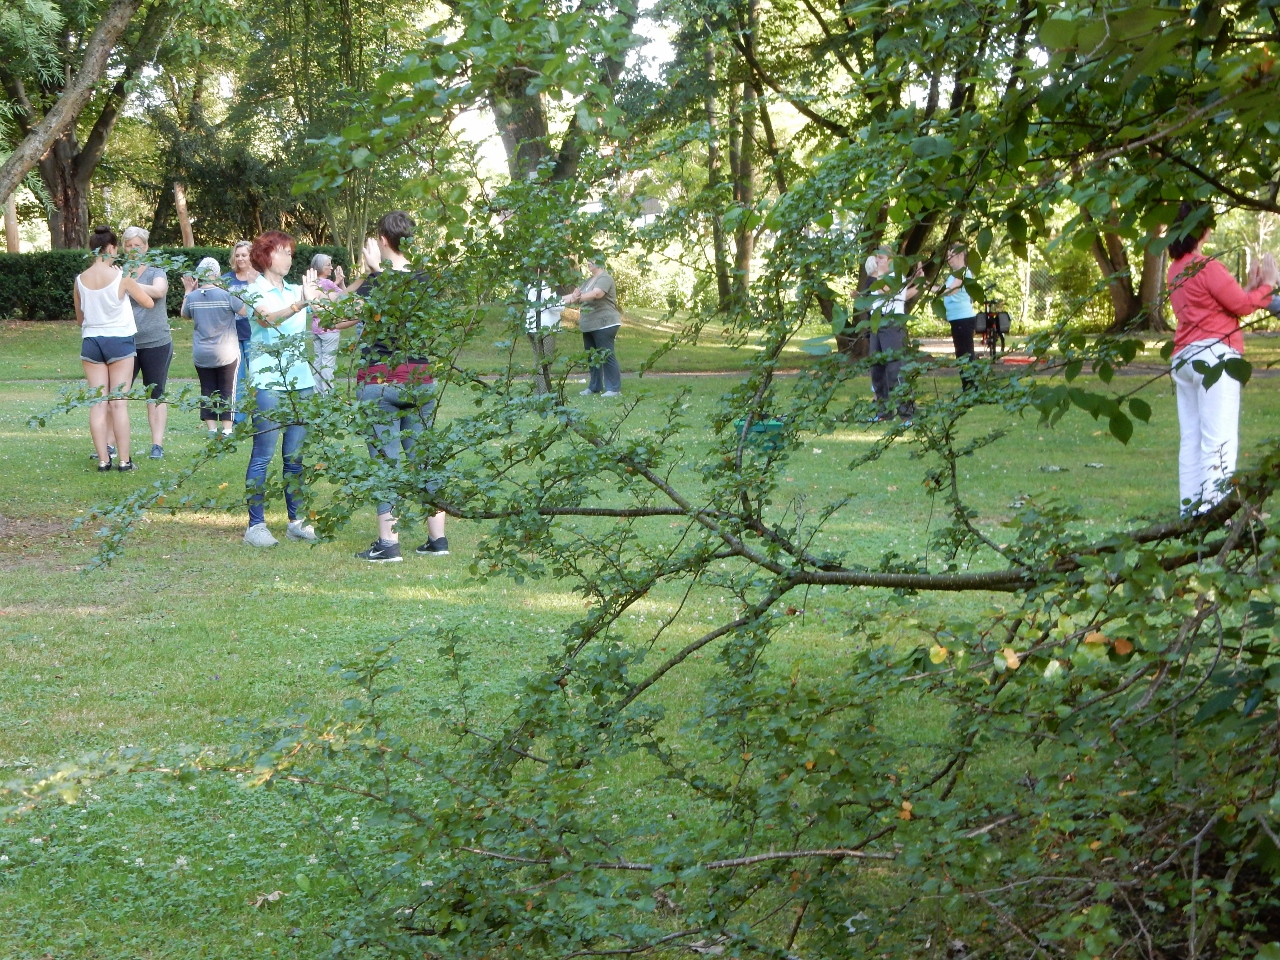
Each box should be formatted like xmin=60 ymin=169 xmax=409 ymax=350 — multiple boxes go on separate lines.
xmin=245 ymin=275 xmax=315 ymax=391
xmin=943 ymin=269 xmax=976 ymax=321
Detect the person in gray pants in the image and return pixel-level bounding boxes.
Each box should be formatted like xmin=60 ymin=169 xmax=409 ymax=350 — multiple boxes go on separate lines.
xmin=865 ymin=250 xmax=919 ymax=422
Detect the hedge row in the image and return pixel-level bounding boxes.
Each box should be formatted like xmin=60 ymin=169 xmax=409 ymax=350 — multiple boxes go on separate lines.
xmin=0 ymin=245 xmax=350 ymax=321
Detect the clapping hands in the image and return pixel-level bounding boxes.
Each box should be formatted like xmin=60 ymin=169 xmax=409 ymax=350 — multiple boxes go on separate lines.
xmin=334 ymin=265 xmax=345 ymax=287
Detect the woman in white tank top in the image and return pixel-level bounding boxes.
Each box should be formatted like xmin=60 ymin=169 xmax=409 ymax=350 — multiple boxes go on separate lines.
xmin=75 ymin=226 xmax=155 ymax=471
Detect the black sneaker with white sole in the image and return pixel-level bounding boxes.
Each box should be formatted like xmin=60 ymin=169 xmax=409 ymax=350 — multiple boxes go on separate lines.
xmin=356 ymin=539 xmax=403 ymax=563
xmin=415 ymin=536 xmax=449 ymax=556
xmin=116 ymin=460 xmax=136 ymax=472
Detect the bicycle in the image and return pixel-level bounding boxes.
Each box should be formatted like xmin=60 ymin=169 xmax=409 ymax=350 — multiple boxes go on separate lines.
xmin=975 ymin=300 xmax=1012 ymax=360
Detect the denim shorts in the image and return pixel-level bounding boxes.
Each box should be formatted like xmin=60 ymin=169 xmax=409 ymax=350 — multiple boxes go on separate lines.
xmin=81 ymin=335 xmax=137 ymax=365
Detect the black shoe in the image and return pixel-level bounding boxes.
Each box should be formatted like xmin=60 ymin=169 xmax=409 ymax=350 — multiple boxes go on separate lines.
xmin=356 ymin=539 xmax=403 ymax=563
xmin=89 ymin=445 xmax=117 ymax=460
xmin=97 ymin=459 xmax=113 ymax=472
xmin=117 ymin=460 xmax=136 ymax=472
xmin=150 ymin=444 xmax=164 ymax=459
xmin=416 ymin=537 xmax=449 ymax=556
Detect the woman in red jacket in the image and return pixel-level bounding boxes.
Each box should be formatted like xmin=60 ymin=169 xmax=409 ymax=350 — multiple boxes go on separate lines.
xmin=1167 ymin=203 xmax=1277 ymax=514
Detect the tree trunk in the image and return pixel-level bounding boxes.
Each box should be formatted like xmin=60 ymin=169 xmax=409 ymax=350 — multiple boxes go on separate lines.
xmin=1091 ymin=230 xmax=1142 ymax=328
xmin=38 ymin=134 xmax=90 ymax=249
xmin=4 ymin=193 xmax=19 ymax=252
xmin=490 ymin=68 xmax=552 ymax=180
xmin=732 ymin=81 xmax=756 ymax=298
xmin=174 ymin=182 xmax=194 ymax=246
xmin=149 ymin=184 xmax=175 ymax=241
xmin=704 ymin=45 xmax=731 ymax=309
xmin=0 ymin=0 xmax=142 ymax=209
xmin=1135 ymin=226 xmax=1169 ymax=333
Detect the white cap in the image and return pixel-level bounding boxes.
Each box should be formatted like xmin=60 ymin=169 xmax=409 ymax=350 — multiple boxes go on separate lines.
xmin=195 ymin=257 xmax=221 ymax=280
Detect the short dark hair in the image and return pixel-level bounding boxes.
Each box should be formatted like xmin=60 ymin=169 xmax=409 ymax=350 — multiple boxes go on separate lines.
xmin=377 ymin=210 xmax=415 ymax=253
xmin=89 ymin=225 xmax=118 ymax=252
xmin=1168 ymin=202 xmax=1215 ymax=260
xmin=249 ymin=230 xmax=296 ymax=273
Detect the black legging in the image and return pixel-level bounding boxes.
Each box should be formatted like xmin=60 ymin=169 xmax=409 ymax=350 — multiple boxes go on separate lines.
xmin=132 ymin=342 xmax=174 ymax=401
xmin=949 ymin=317 xmax=977 ymax=390
xmin=196 ymin=362 xmax=238 ymax=422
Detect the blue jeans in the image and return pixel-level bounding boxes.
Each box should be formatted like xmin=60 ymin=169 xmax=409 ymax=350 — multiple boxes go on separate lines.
xmin=245 ymin=386 xmax=312 ymax=527
xmin=582 ymin=326 xmax=621 ymax=393
xmin=359 ymin=381 xmax=436 ymax=516
xmin=233 ymin=339 xmax=250 ymax=424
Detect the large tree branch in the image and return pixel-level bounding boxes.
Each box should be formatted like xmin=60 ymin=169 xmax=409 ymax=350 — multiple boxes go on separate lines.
xmin=459 ymin=845 xmax=895 ymax=870
xmin=0 ymin=0 xmax=142 ymax=204
xmin=76 ymin=0 xmax=178 ymax=188
xmin=1152 ymin=145 xmax=1280 ymax=215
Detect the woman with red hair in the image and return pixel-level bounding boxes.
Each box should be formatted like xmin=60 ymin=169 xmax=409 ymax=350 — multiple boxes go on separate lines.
xmin=241 ymin=231 xmax=322 ymax=547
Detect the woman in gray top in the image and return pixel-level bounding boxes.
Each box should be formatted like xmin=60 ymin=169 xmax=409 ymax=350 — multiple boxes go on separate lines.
xmin=563 ymin=258 xmax=622 ymax=396
xmin=118 ymin=226 xmax=172 ymax=458
xmin=181 ymin=257 xmax=248 ymax=435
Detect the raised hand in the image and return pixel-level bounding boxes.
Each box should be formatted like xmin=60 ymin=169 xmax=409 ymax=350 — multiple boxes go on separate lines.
xmin=334 ymin=265 xmax=345 ymax=287
xmin=301 ymin=268 xmax=321 ymax=303
xmin=1261 ymin=253 xmax=1280 ymax=288
xmin=363 ymin=237 xmax=381 ymax=274
xmin=182 ymin=274 xmax=198 ymax=294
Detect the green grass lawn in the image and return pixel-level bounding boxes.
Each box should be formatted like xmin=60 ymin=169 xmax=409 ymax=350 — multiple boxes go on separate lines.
xmin=2 ymin=317 xmax=1276 ymax=956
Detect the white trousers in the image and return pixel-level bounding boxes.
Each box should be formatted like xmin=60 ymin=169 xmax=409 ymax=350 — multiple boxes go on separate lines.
xmin=312 ymin=330 xmax=341 ymax=394
xmin=1172 ymin=340 xmax=1241 ymax=514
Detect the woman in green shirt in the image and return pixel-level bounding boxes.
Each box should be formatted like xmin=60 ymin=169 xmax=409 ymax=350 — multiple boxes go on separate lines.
xmin=564 ymin=259 xmax=622 ymax=397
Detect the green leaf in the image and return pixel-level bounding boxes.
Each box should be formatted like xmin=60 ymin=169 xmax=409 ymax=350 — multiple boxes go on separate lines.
xmin=1194 ymin=688 xmax=1239 ymax=725
xmin=1256 ymin=944 xmax=1280 ymax=960
xmin=976 ymin=226 xmax=993 ymax=256
xmin=489 ymin=17 xmax=511 ymax=40
xmin=295 ymin=873 xmax=312 ymax=893
xmin=799 ymin=335 xmax=833 ymax=356
xmin=1128 ymin=397 xmax=1152 ymax=422
xmin=1159 ymin=340 xmax=1176 ymax=361
xmin=1225 ymin=356 xmax=1252 ymax=385
xmin=1109 ymin=413 xmax=1133 ymax=444
xmin=831 ymin=303 xmax=848 ymax=336
xmin=1112 ymin=7 xmax=1170 ymax=39
xmin=1039 ymin=17 xmax=1080 ymax=50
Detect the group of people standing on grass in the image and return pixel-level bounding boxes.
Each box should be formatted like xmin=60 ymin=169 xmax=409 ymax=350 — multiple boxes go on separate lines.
xmin=861 ymin=242 xmax=980 ymax=424
xmin=74 ymin=211 xmax=628 ymax=562
xmin=864 ymin=209 xmax=1280 ymax=515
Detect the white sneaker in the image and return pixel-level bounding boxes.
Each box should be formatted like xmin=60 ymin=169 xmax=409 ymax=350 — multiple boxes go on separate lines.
xmin=286 ymin=520 xmax=318 ymax=542
xmin=579 ymin=388 xmax=597 ymax=396
xmin=601 ymin=390 xmax=621 ymax=397
xmin=244 ymin=523 xmax=278 ymax=547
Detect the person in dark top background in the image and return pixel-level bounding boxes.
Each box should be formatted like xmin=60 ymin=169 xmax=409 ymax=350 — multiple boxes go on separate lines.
xmin=338 ymin=211 xmax=449 ymax=563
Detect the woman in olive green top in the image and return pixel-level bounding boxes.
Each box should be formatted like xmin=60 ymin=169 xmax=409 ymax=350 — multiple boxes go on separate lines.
xmin=564 ymin=260 xmax=622 ymax=396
